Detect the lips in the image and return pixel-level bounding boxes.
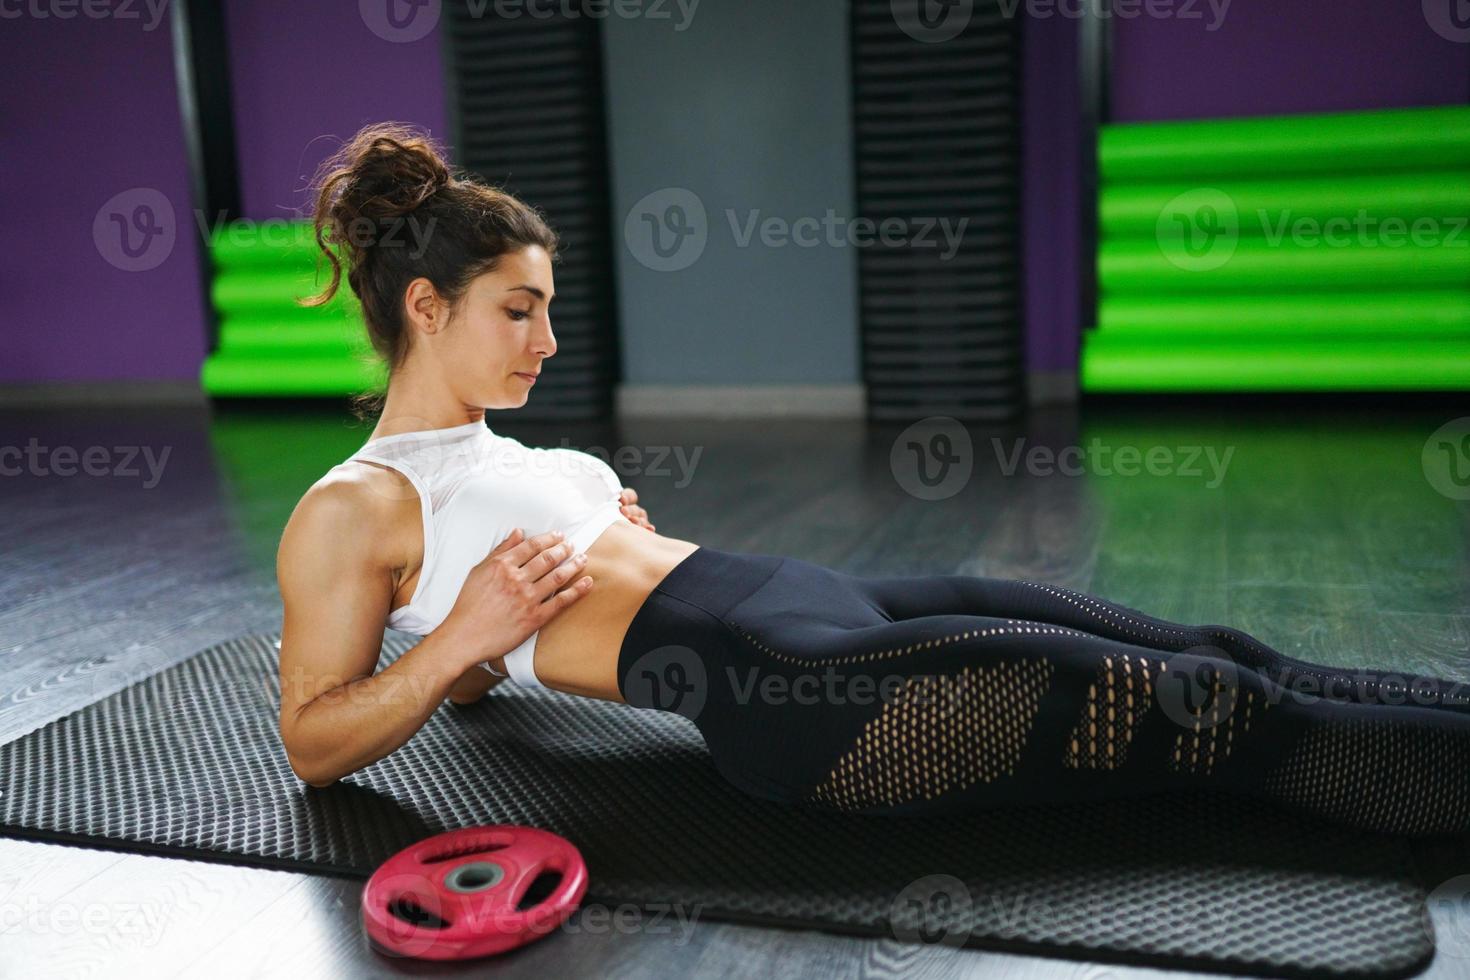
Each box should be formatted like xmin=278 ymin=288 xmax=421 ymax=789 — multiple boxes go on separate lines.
xmin=515 ymin=372 xmax=539 ymax=383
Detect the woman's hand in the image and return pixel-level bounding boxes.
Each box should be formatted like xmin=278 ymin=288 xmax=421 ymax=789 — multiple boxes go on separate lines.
xmin=436 ymin=528 xmax=593 ymax=669
xmin=618 ymin=487 xmax=655 ymax=532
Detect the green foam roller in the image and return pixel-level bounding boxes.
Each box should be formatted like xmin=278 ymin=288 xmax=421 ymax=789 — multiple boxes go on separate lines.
xmin=1100 ymin=106 xmax=1470 ymax=182
xmin=212 ymin=268 xmax=358 ymax=317
xmin=1098 ymin=291 xmax=1470 ymax=337
xmin=1099 ymin=239 xmax=1470 ymax=293
xmin=1101 ymin=173 xmax=1470 ymax=238
xmin=201 ymin=354 xmax=388 ymax=396
xmin=1080 ymin=336 xmax=1470 ymax=391
xmin=209 ymin=220 xmax=325 ymax=268
xmin=216 ymin=318 xmax=374 ymax=356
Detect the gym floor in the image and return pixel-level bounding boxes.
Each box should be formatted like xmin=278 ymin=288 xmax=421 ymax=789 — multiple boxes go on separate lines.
xmin=1 ymin=396 xmax=1466 ymax=978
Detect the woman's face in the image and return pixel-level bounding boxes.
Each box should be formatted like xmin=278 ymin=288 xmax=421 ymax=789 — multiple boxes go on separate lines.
xmin=425 ymin=244 xmax=557 ymax=409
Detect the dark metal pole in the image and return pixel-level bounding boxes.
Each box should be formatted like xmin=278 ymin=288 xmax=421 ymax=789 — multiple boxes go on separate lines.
xmin=171 ymin=0 xmax=241 ymax=357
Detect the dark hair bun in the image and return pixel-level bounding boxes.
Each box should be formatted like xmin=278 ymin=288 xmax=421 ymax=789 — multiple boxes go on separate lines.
xmin=311 ymin=122 xmax=451 ymax=254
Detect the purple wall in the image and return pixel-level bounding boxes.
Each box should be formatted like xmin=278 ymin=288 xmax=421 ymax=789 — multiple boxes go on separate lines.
xmin=0 ymin=3 xmax=447 ymax=385
xmin=223 ymin=0 xmax=448 ymax=221
xmin=1111 ymin=5 xmax=1470 ymax=122
xmin=1 ymin=12 xmax=205 ymax=384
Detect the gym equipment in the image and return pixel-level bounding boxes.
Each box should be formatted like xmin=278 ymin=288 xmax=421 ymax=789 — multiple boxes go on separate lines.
xmin=1087 ymin=105 xmax=1470 ymax=392
xmin=362 ymin=825 xmax=588 ymax=960
xmin=199 ymin=220 xmax=388 ymax=396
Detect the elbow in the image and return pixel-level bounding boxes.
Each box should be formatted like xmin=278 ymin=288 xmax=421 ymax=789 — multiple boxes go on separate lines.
xmin=283 ymin=739 xmax=340 ymax=788
xmin=287 ymin=755 xmax=335 ymax=788
xmin=293 ymin=760 xmax=340 ymax=789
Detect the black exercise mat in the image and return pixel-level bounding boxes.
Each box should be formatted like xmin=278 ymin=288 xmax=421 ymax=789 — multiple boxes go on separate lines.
xmin=0 ymin=632 xmax=1439 ymax=978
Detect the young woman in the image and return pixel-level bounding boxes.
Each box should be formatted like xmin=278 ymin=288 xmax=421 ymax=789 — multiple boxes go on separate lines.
xmin=276 ymin=123 xmax=1470 ymax=838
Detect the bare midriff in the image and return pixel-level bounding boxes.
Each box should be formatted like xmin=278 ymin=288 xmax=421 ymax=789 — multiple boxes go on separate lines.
xmin=392 ymin=518 xmax=699 ymax=704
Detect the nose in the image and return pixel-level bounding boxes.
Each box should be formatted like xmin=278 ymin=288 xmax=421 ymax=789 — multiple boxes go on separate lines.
xmin=534 ymin=313 xmax=556 ymax=359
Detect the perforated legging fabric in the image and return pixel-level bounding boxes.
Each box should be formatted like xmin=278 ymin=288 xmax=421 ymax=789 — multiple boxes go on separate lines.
xmin=617 ymin=547 xmax=1470 ymax=837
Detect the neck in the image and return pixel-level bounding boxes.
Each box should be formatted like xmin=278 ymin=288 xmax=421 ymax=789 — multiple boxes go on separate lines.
xmin=370 ymin=377 xmax=487 ymax=440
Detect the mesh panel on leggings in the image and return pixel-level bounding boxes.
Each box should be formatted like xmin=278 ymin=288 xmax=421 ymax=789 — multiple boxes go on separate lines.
xmin=0 ymin=632 xmax=1441 ymax=979
xmin=1063 ymin=653 xmax=1157 ymax=770
xmin=1264 ymin=713 xmax=1470 ymax=836
xmin=1168 ymin=684 xmax=1259 ymax=777
xmin=808 ymin=659 xmax=1052 ymax=810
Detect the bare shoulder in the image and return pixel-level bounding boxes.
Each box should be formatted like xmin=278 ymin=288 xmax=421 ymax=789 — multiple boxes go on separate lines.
xmin=278 ymin=460 xmax=417 ymax=581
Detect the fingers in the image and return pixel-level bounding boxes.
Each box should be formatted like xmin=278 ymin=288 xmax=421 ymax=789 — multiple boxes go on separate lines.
xmin=531 ymin=545 xmax=587 ymax=599
xmin=505 ymin=529 xmax=564 ymax=567
xmin=542 ymin=573 xmax=594 ymax=621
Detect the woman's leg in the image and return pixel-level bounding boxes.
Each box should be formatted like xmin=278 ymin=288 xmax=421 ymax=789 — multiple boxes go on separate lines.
xmin=836 ymin=564 xmax=1470 ymax=716
xmin=699 ymin=559 xmax=1470 ymax=837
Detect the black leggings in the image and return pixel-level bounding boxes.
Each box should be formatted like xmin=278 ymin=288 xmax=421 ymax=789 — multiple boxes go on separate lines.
xmin=616 ymin=546 xmax=1470 ymax=837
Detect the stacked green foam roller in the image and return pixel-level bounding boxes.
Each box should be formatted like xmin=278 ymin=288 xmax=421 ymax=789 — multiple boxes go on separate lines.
xmin=199 ymin=220 xmax=387 ymax=396
xmin=1085 ymin=106 xmax=1470 ymax=391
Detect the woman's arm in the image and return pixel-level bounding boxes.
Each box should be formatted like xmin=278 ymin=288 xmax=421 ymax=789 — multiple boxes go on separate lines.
xmin=277 ymin=478 xmax=483 ymax=786
xmin=446 ymin=660 xmax=505 ymax=704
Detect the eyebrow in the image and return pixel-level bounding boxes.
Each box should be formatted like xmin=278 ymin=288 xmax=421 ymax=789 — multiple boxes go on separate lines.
xmin=507 ymin=284 xmax=553 ymax=303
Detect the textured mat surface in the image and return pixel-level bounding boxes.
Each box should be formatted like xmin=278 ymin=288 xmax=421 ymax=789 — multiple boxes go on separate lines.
xmin=0 ymin=632 xmax=1439 ymax=978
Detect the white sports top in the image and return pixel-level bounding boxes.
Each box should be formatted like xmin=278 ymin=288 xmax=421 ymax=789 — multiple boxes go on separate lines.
xmin=347 ymin=419 xmax=632 ymax=689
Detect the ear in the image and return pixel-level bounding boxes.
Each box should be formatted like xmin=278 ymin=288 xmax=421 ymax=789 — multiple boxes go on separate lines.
xmin=403 ymin=277 xmax=445 ymax=336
